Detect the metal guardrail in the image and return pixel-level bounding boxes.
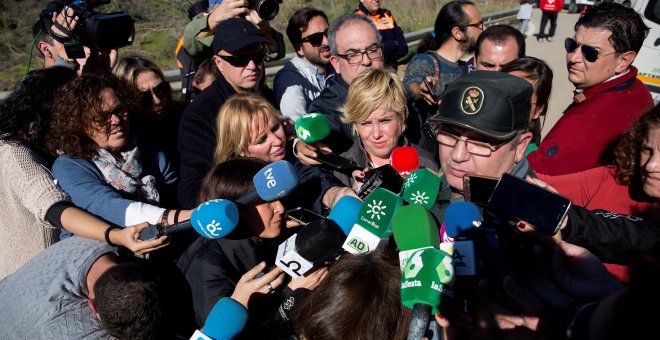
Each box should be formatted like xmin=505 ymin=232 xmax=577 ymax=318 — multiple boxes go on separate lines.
xmin=0 ymin=8 xmax=516 ymax=100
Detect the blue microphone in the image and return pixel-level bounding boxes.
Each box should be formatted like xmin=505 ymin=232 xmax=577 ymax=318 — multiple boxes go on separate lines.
xmin=191 ymin=297 xmax=248 ymax=340
xmin=440 ymin=202 xmax=483 ymax=276
xmin=327 ymin=195 xmax=362 ymax=236
xmin=236 ymin=160 xmax=299 ymax=205
xmin=139 ymin=199 xmax=239 ymax=241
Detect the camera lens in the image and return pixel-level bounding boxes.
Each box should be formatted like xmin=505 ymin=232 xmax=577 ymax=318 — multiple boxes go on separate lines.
xmin=254 ymin=0 xmax=279 ymax=21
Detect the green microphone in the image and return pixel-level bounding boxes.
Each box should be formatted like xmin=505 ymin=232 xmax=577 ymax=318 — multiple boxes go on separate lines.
xmin=295 ymin=113 xmax=330 ymax=143
xmin=392 ymin=204 xmax=440 ymax=270
xmin=402 ymin=168 xmax=441 ymax=210
xmin=342 ymin=188 xmax=403 ymax=254
xmin=400 ymin=248 xmax=455 ymax=339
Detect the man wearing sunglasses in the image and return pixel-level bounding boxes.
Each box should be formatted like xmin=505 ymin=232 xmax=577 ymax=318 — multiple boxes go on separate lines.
xmin=178 ymin=17 xmax=275 ymax=209
xmin=528 ymin=3 xmax=653 ymax=176
xmin=426 ymin=71 xmax=534 ymax=206
xmin=354 ymin=0 xmax=408 ymax=70
xmin=274 ymin=8 xmax=333 ymax=121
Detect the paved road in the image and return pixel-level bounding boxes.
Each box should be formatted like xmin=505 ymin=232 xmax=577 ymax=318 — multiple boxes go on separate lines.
xmin=523 ymin=8 xmax=580 ymax=138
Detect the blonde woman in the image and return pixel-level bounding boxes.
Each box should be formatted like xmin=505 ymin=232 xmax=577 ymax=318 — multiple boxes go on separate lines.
xmin=213 ymin=93 xmax=356 ymax=212
xmin=338 ymin=68 xmax=438 ymax=189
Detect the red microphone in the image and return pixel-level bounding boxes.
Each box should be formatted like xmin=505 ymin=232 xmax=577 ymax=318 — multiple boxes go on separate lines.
xmin=390 ymin=146 xmax=420 ymax=178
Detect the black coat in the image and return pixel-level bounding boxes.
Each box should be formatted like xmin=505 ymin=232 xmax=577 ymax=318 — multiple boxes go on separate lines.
xmin=177 ymin=73 xmax=275 ymax=209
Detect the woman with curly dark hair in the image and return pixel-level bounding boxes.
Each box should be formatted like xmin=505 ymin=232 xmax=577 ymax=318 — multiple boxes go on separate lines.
xmin=537 ymin=105 xmax=659 ymax=218
xmin=47 ymin=73 xmax=191 ymax=238
xmin=0 ymin=68 xmax=167 ymax=279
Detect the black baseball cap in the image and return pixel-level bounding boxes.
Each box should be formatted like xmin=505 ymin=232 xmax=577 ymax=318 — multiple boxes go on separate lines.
xmin=428 ymin=71 xmax=532 ymax=141
xmin=212 ymin=18 xmax=268 ymax=54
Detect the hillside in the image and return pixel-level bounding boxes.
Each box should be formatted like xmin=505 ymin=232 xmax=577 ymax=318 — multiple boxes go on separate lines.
xmin=0 ymin=0 xmax=516 ymax=91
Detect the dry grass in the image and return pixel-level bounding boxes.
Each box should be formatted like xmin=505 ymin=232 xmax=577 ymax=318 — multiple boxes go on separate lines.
xmin=0 ymin=0 xmax=517 ymax=91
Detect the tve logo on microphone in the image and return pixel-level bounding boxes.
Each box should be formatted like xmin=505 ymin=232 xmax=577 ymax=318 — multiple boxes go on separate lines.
xmin=264 ymin=167 xmax=276 ymax=188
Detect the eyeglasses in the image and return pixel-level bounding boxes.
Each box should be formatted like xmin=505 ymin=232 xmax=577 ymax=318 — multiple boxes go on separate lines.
xmin=95 ymin=105 xmax=129 ymax=125
xmin=142 ymin=82 xmax=170 ymax=105
xmin=463 ymin=20 xmax=484 ymax=30
xmin=300 ymin=30 xmax=327 ymax=47
xmin=436 ymin=129 xmax=511 ymax=157
xmin=564 ymin=37 xmax=617 ymax=63
xmin=217 ymin=51 xmax=265 ymax=67
xmin=335 ymin=44 xmax=383 ymax=65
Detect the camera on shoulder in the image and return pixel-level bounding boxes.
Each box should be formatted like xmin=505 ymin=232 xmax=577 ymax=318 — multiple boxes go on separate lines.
xmin=40 ymin=0 xmax=134 ymax=58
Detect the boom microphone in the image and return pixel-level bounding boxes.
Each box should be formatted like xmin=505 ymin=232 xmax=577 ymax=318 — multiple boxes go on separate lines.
xmin=390 ymin=146 xmax=420 ymax=178
xmin=342 ymin=188 xmax=403 ymax=254
xmin=236 ymin=160 xmax=299 ymax=205
xmin=139 ymin=199 xmax=239 ymax=241
xmin=392 ymin=204 xmax=440 ymax=270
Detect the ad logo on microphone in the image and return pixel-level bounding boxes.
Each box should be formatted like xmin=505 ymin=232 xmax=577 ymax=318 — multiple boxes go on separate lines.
xmin=345 ymin=236 xmax=368 ymax=253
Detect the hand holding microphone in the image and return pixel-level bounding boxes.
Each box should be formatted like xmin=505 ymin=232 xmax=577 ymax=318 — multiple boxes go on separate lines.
xmin=139 ymin=199 xmax=239 ymax=241
xmin=294 ymin=113 xmax=361 ymax=174
xmin=231 ymin=262 xmax=286 ymax=307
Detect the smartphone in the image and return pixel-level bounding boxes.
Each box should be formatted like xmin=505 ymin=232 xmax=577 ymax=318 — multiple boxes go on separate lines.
xmin=311 ymin=152 xmax=362 ymax=175
xmin=423 ymin=78 xmax=439 ymax=101
xmin=463 ymin=174 xmax=499 ymax=207
xmin=488 ymin=173 xmax=571 ymax=236
xmin=285 ymin=207 xmax=323 ymax=226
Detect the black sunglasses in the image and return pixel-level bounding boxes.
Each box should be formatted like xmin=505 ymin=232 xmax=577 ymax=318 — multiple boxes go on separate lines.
xmin=564 ymin=37 xmax=617 ymax=63
xmin=300 ymin=30 xmax=327 ymax=47
xmin=217 ymin=51 xmax=265 ymax=67
xmin=142 ymin=82 xmax=170 ymax=105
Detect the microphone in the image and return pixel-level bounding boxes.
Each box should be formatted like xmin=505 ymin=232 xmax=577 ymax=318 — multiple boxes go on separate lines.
xmin=236 ymin=160 xmax=299 ymax=205
xmin=342 ymin=188 xmax=403 ymax=254
xmin=139 ymin=199 xmax=239 ymax=241
xmin=400 ymin=248 xmax=455 ymax=340
xmin=190 ymin=297 xmax=248 ymax=340
xmin=276 ymin=218 xmax=345 ymax=278
xmin=326 ymin=195 xmax=362 ymax=236
xmin=295 ymin=113 xmax=330 ymax=143
xmin=355 ymin=164 xmax=404 ymax=199
xmin=402 ymin=168 xmax=441 ymax=210
xmin=439 ymin=202 xmax=483 ymax=276
xmin=390 ymin=146 xmax=420 ymax=178
xmin=392 ymin=204 xmax=440 ymax=270
xmin=294 ymin=113 xmax=361 ymax=174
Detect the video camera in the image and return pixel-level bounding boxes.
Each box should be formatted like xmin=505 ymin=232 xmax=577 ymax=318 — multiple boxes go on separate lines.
xmin=250 ymin=0 xmax=282 ymax=21
xmin=40 ymin=0 xmax=134 ymax=59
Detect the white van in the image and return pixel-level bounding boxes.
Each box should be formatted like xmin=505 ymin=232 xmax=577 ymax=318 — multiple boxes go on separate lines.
xmin=564 ymin=0 xmax=631 ymax=13
xmin=630 ymin=0 xmax=660 ymax=103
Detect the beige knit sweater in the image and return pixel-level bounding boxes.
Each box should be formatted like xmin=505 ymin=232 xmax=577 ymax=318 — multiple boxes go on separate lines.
xmin=0 ymin=141 xmax=69 ymax=279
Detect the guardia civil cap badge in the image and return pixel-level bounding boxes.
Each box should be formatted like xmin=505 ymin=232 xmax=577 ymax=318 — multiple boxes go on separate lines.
xmin=461 ymin=87 xmax=484 ymax=115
